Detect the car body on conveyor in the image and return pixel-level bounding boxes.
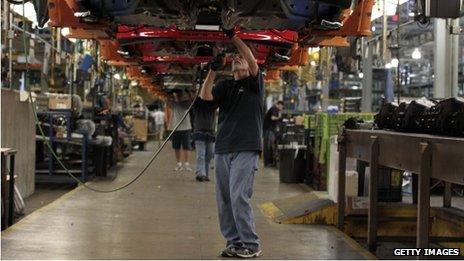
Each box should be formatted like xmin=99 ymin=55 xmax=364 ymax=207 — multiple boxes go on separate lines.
xmin=48 ymin=0 xmax=374 ymax=47
xmin=59 ymin=0 xmax=352 ymax=30
xmin=42 ymin=0 xmax=374 ymax=94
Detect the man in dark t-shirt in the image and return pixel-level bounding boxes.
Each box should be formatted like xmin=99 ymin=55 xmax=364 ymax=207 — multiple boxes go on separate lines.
xmin=199 ymin=10 xmax=263 ymax=258
xmin=263 ymin=101 xmax=284 ymax=166
xmin=192 ymin=97 xmax=217 ymax=182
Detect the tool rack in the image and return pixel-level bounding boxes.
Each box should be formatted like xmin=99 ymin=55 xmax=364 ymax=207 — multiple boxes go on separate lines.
xmin=35 ymin=110 xmax=92 ymax=183
xmin=337 ymin=129 xmax=464 ymax=252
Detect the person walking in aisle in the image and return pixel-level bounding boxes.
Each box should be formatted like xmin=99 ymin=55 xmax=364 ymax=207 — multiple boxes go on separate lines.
xmin=152 ymin=105 xmax=166 ymax=147
xmin=166 ymin=91 xmax=193 ymax=172
xmin=263 ymin=101 xmax=284 ymax=167
xmin=191 ymin=96 xmax=217 ymax=182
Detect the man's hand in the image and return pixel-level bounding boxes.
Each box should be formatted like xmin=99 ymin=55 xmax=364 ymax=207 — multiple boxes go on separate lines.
xmin=221 ymin=9 xmax=242 ymax=38
xmin=209 ymin=53 xmax=225 ymax=71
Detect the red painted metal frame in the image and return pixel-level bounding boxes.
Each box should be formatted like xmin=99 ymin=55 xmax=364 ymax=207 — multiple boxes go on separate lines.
xmin=130 ymin=41 xmax=271 ymax=62
xmin=142 ymin=55 xmax=265 ymax=64
xmin=143 ymin=55 xmax=211 ymax=63
xmin=116 ymin=26 xmax=297 ymax=47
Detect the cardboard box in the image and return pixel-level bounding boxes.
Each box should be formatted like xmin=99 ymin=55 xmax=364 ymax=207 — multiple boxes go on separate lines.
xmin=49 ymin=96 xmax=72 ymax=109
xmin=133 ymin=119 xmax=148 ymax=141
xmin=328 ymin=135 xmax=359 ymax=202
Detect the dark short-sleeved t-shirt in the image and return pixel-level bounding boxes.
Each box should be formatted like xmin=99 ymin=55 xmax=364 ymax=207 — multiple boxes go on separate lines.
xmin=212 ymin=71 xmax=264 ymax=154
xmin=192 ymin=98 xmax=216 ymax=132
xmin=263 ymin=105 xmax=279 ymax=132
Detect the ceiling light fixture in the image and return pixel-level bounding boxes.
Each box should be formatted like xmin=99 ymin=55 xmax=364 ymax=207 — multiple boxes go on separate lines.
xmin=412 ymin=48 xmax=422 ymax=60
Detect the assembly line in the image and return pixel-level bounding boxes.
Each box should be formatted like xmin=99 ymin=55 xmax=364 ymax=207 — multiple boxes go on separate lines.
xmin=1 ymin=0 xmax=464 ymax=260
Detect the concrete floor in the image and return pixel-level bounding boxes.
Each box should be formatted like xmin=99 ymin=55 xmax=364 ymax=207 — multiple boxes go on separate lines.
xmin=19 ymin=184 xmax=75 ymax=220
xmin=2 ymin=143 xmax=373 ymax=259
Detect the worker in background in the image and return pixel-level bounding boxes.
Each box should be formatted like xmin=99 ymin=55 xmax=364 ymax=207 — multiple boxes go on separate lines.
xmin=192 ymin=96 xmax=217 ymax=182
xmin=199 ymin=10 xmax=263 ymax=258
xmin=263 ymin=101 xmax=284 ymax=167
xmin=166 ymin=91 xmax=192 ymax=172
xmin=151 ymin=104 xmax=166 ymax=147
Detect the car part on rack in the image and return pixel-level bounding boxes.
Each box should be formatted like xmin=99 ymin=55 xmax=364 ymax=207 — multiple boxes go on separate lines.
xmin=375 ymin=98 xmax=464 ymax=137
xmin=421 ymin=97 xmax=464 ymax=137
xmin=400 ymin=99 xmax=435 ymax=132
xmin=374 ymin=102 xmax=398 ymax=130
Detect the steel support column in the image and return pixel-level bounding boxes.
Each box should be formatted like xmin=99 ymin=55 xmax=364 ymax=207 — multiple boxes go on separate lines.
xmin=433 ymin=19 xmax=459 ymax=98
xmin=337 ymin=133 xmax=347 ymax=229
xmin=417 ymin=142 xmax=432 ymax=248
xmin=361 ymin=41 xmax=373 ymax=112
xmin=367 ymin=136 xmax=379 ymax=252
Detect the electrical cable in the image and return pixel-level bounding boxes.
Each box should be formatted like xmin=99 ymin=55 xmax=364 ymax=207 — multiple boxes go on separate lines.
xmin=20 ymin=1 xmax=199 ymax=193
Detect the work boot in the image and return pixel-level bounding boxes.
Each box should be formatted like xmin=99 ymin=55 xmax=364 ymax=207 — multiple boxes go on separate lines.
xmin=235 ymin=248 xmax=262 ymax=258
xmin=220 ymin=245 xmax=240 ymax=257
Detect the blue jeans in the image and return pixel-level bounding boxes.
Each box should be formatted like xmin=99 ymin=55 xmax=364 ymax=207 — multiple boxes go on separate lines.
xmin=215 ymin=152 xmax=260 ymax=250
xmin=195 ymin=140 xmax=214 ymax=177
xmin=263 ymin=129 xmax=277 ymax=166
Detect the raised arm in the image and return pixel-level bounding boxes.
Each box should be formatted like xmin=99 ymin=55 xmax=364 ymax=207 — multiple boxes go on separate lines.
xmin=199 ymin=69 xmax=216 ymax=101
xmin=199 ymin=53 xmax=224 ymax=101
xmin=231 ymin=36 xmax=258 ymax=77
xmin=221 ymin=10 xmax=259 ymax=76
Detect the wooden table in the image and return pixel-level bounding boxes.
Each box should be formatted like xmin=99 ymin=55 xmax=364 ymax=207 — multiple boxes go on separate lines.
xmin=337 ymin=129 xmax=464 ymax=252
xmin=1 ymin=148 xmax=17 ymax=230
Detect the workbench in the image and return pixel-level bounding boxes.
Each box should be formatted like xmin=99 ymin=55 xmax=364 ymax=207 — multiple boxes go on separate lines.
xmin=337 ymin=129 xmax=464 ymax=252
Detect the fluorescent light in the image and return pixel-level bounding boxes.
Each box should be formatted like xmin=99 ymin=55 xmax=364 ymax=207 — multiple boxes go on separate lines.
xmin=391 ymin=58 xmax=399 ymax=68
xmin=195 ymin=25 xmax=220 ymax=31
xmin=358 ymin=72 xmax=364 ymax=78
xmin=412 ymin=48 xmax=421 ymax=60
xmin=114 ymin=73 xmax=121 ymax=80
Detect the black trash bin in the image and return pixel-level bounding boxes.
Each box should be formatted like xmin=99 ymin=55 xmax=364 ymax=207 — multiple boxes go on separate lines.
xmin=278 ymin=146 xmax=306 ymax=183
